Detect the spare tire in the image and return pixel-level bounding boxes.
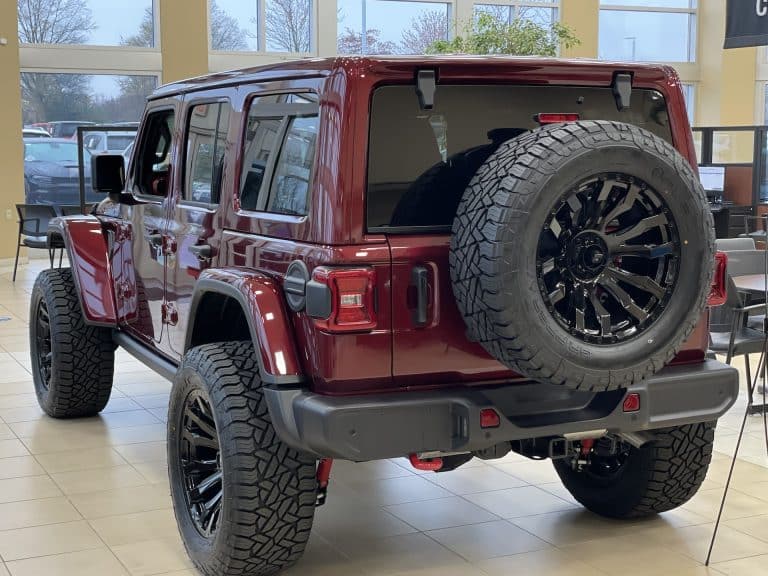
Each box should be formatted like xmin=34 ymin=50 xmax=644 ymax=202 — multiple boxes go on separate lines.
xmin=450 ymin=120 xmax=714 ymax=392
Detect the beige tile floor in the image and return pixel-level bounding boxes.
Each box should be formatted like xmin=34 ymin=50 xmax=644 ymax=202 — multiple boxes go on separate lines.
xmin=1 ymin=257 xmax=768 ymax=575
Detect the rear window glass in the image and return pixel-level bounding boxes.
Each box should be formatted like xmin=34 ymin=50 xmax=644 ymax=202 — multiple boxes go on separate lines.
xmin=367 ymin=85 xmax=673 ymax=231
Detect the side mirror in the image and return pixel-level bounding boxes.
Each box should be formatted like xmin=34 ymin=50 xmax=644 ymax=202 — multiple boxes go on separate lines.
xmin=91 ymin=154 xmax=125 ymax=195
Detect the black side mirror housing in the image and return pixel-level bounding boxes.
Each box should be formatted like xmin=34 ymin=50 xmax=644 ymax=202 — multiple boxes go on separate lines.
xmin=91 ymin=154 xmax=125 ymax=195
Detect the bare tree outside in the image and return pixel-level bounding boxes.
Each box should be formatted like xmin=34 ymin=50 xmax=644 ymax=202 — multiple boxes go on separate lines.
xmin=210 ymin=0 xmax=250 ymax=51
xmin=399 ymin=9 xmax=448 ymax=54
xmin=120 ymin=5 xmax=154 ymax=48
xmin=337 ymin=27 xmax=396 ymax=55
xmin=265 ymin=0 xmax=312 ymax=52
xmin=17 ymin=0 xmax=95 ymax=44
xmin=17 ymin=0 xmax=96 ymax=122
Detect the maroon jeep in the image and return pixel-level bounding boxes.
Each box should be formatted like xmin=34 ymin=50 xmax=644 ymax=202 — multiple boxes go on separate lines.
xmin=31 ymin=57 xmax=737 ymax=576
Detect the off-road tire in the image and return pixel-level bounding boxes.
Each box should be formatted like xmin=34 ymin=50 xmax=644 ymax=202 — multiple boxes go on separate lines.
xmin=168 ymin=341 xmax=317 ymax=576
xmin=30 ymin=268 xmax=114 ymax=418
xmin=450 ymin=121 xmax=714 ymax=391
xmin=553 ymin=422 xmax=716 ymax=518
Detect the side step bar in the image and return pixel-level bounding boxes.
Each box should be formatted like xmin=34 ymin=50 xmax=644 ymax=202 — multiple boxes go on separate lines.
xmin=113 ymin=331 xmax=177 ymax=381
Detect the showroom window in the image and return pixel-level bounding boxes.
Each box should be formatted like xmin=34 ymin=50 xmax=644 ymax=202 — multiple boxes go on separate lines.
xmin=210 ymin=0 xmax=314 ymax=53
xmin=599 ymin=1 xmax=697 ymax=63
xmin=474 ymin=1 xmax=559 ymax=29
xmin=682 ymin=83 xmax=695 ymax=125
xmin=337 ymin=0 xmax=452 ymax=55
xmin=20 ymin=73 xmax=158 ymax=126
xmin=17 ymin=0 xmax=156 ymax=47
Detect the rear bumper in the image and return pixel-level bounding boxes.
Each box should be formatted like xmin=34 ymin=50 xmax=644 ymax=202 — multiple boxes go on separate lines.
xmin=264 ymin=359 xmax=739 ymax=461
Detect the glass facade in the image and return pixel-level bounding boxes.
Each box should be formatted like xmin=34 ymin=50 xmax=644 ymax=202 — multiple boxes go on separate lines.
xmin=17 ymin=0 xmax=156 ymax=47
xmin=337 ymin=0 xmax=451 ymax=55
xmin=599 ymin=1 xmax=697 ymax=62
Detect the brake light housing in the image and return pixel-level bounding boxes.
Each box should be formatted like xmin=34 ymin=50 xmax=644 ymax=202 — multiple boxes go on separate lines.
xmin=534 ymin=113 xmax=581 ymax=125
xmin=708 ymin=252 xmax=727 ymax=307
xmin=308 ymin=267 xmax=377 ymax=332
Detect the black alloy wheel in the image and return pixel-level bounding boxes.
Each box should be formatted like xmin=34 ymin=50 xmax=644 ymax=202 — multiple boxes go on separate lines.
xmin=179 ymin=390 xmax=223 ymax=538
xmin=35 ymin=299 xmax=52 ymax=391
xmin=537 ymin=173 xmax=680 ymax=345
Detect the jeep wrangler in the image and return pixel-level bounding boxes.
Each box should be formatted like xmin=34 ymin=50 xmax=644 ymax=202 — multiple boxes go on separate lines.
xmin=31 ymin=57 xmax=738 ymax=576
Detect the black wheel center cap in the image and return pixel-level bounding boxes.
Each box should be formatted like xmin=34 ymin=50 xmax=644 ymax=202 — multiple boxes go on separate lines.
xmin=569 ymin=232 xmax=609 ymax=280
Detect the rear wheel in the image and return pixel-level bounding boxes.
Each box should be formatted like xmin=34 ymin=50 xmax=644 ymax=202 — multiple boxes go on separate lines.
xmin=168 ymin=341 xmax=317 ymax=576
xmin=553 ymin=422 xmax=715 ymax=518
xmin=30 ymin=268 xmax=114 ymax=418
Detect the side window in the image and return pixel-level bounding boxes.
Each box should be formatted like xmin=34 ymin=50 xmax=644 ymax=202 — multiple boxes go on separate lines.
xmin=135 ymin=109 xmax=175 ymax=197
xmin=267 ymin=115 xmax=318 ymax=216
xmin=240 ymin=116 xmax=282 ymax=211
xmin=185 ymin=102 xmax=230 ymax=204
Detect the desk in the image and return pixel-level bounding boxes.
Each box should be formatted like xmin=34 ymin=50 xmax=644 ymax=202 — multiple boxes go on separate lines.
xmin=733 ymin=274 xmax=768 ymax=297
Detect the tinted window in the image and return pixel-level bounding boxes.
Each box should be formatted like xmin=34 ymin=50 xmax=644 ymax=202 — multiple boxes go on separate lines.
xmin=267 ymin=115 xmax=318 ymax=216
xmin=367 ymin=85 xmax=674 ymax=230
xmin=135 ymin=110 xmax=175 ymax=197
xmin=185 ymin=102 xmax=230 ymax=204
xmin=240 ymin=117 xmax=282 ymax=211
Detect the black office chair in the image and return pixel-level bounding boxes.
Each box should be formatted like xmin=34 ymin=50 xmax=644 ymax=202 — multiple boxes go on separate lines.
xmin=13 ymin=204 xmax=57 ymax=282
xmin=709 ymin=274 xmax=767 ymax=409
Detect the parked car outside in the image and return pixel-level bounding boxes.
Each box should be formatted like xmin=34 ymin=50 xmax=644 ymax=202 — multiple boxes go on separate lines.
xmin=22 ymin=127 xmax=52 ymax=138
xmin=23 ymin=138 xmax=97 ymax=205
xmin=47 ymin=120 xmax=96 ymax=139
xmin=83 ymin=130 xmax=137 ymax=155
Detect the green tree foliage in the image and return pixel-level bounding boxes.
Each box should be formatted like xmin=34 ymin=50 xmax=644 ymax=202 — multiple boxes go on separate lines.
xmin=428 ymin=13 xmax=579 ymax=56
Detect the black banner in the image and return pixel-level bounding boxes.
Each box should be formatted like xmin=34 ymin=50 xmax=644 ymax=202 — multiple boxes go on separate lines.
xmin=725 ymin=0 xmax=768 ymax=48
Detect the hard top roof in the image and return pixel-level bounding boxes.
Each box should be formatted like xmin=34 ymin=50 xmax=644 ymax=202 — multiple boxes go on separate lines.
xmin=151 ymin=55 xmax=677 ymax=99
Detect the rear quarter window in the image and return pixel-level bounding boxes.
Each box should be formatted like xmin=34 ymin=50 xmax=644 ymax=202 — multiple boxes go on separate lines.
xmin=367 ymin=85 xmax=673 ymax=231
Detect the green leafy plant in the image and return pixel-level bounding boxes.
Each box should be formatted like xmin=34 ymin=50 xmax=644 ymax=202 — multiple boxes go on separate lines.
xmin=428 ymin=13 xmax=579 ymax=56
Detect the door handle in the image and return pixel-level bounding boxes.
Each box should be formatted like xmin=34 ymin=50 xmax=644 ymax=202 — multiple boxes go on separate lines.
xmin=411 ymin=266 xmax=429 ymax=327
xmin=189 ymin=244 xmax=212 ymax=260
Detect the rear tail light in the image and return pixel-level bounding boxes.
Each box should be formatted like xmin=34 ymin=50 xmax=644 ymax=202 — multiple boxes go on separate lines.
xmin=534 ymin=113 xmax=581 ymax=125
xmin=309 ymin=267 xmax=377 ymax=332
xmin=708 ymin=252 xmax=727 ymax=307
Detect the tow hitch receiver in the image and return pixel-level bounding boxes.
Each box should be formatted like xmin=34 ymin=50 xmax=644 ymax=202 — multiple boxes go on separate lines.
xmin=316 ymin=458 xmax=333 ymax=506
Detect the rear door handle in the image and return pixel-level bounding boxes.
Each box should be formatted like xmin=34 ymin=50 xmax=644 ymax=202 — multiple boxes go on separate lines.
xmin=411 ymin=266 xmax=429 ymax=327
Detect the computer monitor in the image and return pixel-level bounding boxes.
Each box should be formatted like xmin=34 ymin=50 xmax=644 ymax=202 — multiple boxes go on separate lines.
xmin=699 ymin=166 xmax=725 ymax=192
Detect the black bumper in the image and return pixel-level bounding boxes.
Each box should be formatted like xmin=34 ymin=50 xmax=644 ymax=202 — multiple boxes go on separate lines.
xmin=264 ymin=359 xmax=739 ymax=461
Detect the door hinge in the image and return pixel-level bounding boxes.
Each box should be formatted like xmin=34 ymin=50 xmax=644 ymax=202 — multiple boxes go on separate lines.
xmin=161 ymin=302 xmax=179 ymax=326
xmin=163 ymin=236 xmax=177 ymax=254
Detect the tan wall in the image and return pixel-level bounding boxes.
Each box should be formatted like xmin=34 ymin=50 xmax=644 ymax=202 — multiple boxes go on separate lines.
xmin=0 ymin=1 xmax=25 ymax=260
xmin=561 ymin=0 xmax=599 ymax=58
xmin=159 ymin=0 xmax=208 ymax=83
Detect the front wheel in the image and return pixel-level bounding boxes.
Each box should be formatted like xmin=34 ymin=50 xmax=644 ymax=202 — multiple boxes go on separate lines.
xmin=553 ymin=422 xmax=715 ymax=518
xmin=168 ymin=341 xmax=317 ymax=576
xmin=30 ymin=268 xmax=115 ymax=417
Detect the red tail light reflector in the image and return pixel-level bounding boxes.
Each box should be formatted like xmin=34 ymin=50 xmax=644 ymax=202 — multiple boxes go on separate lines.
xmin=311 ymin=267 xmax=377 ymax=332
xmin=480 ymin=408 xmax=501 ymax=429
xmin=534 ymin=113 xmax=581 ymax=125
xmin=708 ymin=252 xmax=727 ymax=307
xmin=623 ymin=393 xmax=641 ymax=413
